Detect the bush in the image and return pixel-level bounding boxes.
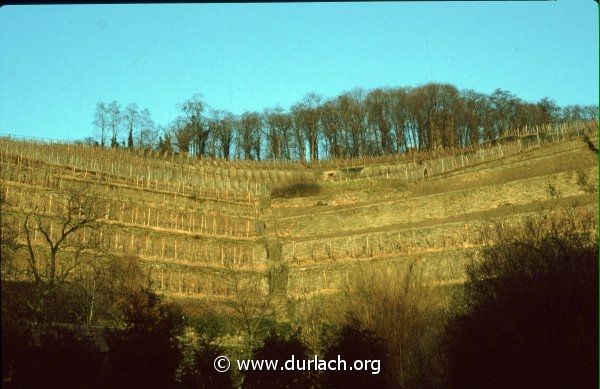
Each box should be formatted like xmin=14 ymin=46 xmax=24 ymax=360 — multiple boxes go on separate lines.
xmin=270 ymin=177 xmax=322 ymax=199
xmin=321 ymin=317 xmax=389 ymax=389
xmin=444 ymin=211 xmax=598 ymax=388
xmin=1 ymin=316 xmax=106 ymax=389
xmin=337 ymin=261 xmax=447 ymax=388
xmin=106 ymin=289 xmax=185 ymax=389
xmin=178 ymin=341 xmax=233 ymax=389
xmin=189 ymin=311 xmax=236 ymax=344
xmin=244 ymin=330 xmax=314 ymax=388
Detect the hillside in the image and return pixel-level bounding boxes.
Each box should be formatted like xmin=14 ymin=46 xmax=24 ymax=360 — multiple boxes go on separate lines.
xmin=1 ymin=121 xmax=597 ymax=315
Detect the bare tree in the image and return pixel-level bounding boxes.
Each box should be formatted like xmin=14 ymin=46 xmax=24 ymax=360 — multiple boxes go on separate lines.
xmin=340 ymin=261 xmax=447 ymax=387
xmin=459 ymin=90 xmax=490 ymax=146
xmin=70 ymin=253 xmax=147 ymax=326
xmin=263 ymin=108 xmax=282 ymax=159
xmin=157 ymin=125 xmax=174 ymax=154
xmin=138 ymin=108 xmax=158 ymax=151
xmin=365 ymin=88 xmax=395 ymax=154
xmin=108 ymin=100 xmax=122 ymax=148
xmin=319 ymin=99 xmax=342 ymax=159
xmin=208 ymin=110 xmax=235 ymax=160
xmin=490 ymin=88 xmax=519 ymax=138
xmin=221 ymin=264 xmax=286 ymax=358
xmin=295 ymin=93 xmax=322 ymax=163
xmin=123 ymin=103 xmax=140 ymax=149
xmin=171 ymin=118 xmax=195 ymax=154
xmin=266 ymin=107 xmax=293 ymax=160
xmin=6 ymin=184 xmax=108 ymax=323
xmin=390 ymin=87 xmax=412 ymax=151
xmin=581 ymin=105 xmax=599 ymax=121
xmin=290 ymin=104 xmax=308 ymax=163
xmin=238 ymin=112 xmax=262 ymax=160
xmin=93 ymin=102 xmax=108 ymax=147
xmin=90 ymin=83 xmax=586 ymax=161
xmin=336 ymin=90 xmax=366 ymax=157
xmin=180 ymin=94 xmax=210 ymax=156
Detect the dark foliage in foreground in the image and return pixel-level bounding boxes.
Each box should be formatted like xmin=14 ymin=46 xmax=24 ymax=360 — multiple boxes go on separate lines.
xmin=3 ymin=206 xmax=596 ymax=389
xmin=321 ymin=317 xmax=390 ymax=389
xmin=178 ymin=341 xmax=233 ymax=389
xmin=1 ymin=315 xmax=106 ymax=389
xmin=106 ymin=288 xmax=186 ymax=389
xmin=243 ymin=330 xmax=313 ymax=389
xmin=444 ymin=214 xmax=598 ymax=389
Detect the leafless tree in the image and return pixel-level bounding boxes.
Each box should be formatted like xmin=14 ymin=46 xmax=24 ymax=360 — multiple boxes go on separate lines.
xmin=92 ymin=84 xmax=597 ymax=161
xmin=340 ymin=260 xmax=447 ymax=387
xmin=292 ymin=93 xmax=321 ymax=163
xmin=238 ymin=111 xmax=262 ymax=160
xmin=263 ymin=107 xmax=288 ymax=160
xmin=138 ymin=108 xmax=158 ymax=151
xmin=108 ymin=100 xmax=122 ymax=148
xmin=208 ymin=109 xmax=235 ymax=160
xmin=172 ymin=117 xmax=195 ymax=154
xmin=93 ymin=102 xmax=108 ymax=147
xmin=123 ymin=103 xmax=140 ymax=149
xmin=390 ymin=87 xmax=413 ymax=151
xmin=336 ymin=90 xmax=366 ymax=158
xmin=319 ymin=99 xmax=342 ymax=159
xmin=5 ymin=184 xmax=108 ymax=323
xmin=221 ymin=263 xmax=287 ymax=357
xmin=290 ymin=104 xmax=308 ymax=163
xmin=180 ymin=93 xmax=210 ymax=156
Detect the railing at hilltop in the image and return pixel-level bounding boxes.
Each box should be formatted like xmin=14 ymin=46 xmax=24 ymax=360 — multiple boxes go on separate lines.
xmin=0 ymin=133 xmax=305 ymax=171
xmin=0 ymin=133 xmax=72 ymax=144
xmin=318 ymin=121 xmax=598 ymax=182
xmin=316 ymin=120 xmax=597 ymax=170
xmin=0 ymin=139 xmax=295 ymax=199
xmin=1 ymin=121 xmax=596 ymax=196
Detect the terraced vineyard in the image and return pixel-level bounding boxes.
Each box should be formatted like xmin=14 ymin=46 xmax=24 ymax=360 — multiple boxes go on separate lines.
xmin=1 ymin=121 xmax=597 ymax=315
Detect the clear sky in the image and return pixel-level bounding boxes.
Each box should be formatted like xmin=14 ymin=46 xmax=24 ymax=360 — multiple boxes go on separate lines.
xmin=0 ymin=2 xmax=598 ymax=141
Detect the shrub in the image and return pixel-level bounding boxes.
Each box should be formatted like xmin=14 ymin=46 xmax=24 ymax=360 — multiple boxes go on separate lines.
xmin=189 ymin=311 xmax=236 ymax=344
xmin=244 ymin=330 xmax=314 ymax=389
xmin=270 ymin=177 xmax=322 ymax=199
xmin=1 ymin=316 xmax=106 ymax=389
xmin=337 ymin=261 xmax=448 ymax=388
xmin=178 ymin=341 xmax=233 ymax=389
xmin=444 ymin=211 xmax=598 ymax=389
xmin=321 ymin=317 xmax=389 ymax=389
xmin=106 ymin=289 xmax=185 ymax=389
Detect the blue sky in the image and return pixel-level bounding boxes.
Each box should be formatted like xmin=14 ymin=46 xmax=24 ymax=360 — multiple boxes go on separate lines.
xmin=0 ymin=2 xmax=598 ymax=141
